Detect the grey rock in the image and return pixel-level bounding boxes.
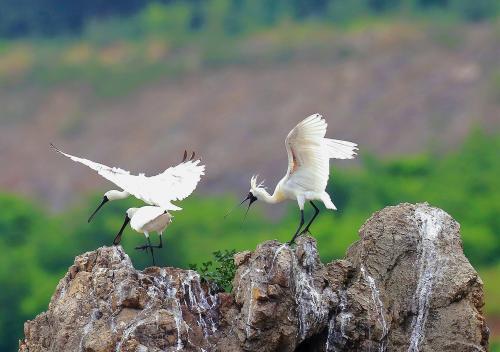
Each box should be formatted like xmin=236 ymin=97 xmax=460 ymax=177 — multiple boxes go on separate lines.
xmin=20 ymin=203 xmax=489 ymax=352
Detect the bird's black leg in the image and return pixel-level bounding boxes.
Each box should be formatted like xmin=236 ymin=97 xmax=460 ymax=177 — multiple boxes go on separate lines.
xmin=135 ymin=233 xmax=153 ymax=250
xmin=148 ymin=237 xmax=156 ymax=266
xmin=301 ymin=201 xmax=320 ymax=234
xmin=142 ymin=233 xmax=163 ymax=249
xmin=288 ymin=210 xmax=305 ymax=245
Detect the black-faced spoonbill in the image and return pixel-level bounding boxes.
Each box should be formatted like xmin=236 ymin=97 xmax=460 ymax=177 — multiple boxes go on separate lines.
xmin=237 ymin=113 xmax=358 ymax=244
xmin=114 ymin=206 xmax=173 ymax=265
xmin=50 ymin=144 xmax=205 ymax=261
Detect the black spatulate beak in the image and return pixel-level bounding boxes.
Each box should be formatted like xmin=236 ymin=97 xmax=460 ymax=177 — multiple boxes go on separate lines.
xmin=243 ymin=192 xmax=258 ymax=220
xmin=88 ymin=196 xmax=109 ymax=223
xmin=224 ymin=192 xmax=258 ymax=219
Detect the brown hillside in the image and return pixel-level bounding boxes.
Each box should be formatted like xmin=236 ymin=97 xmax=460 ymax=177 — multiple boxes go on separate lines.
xmin=0 ymin=23 xmax=498 ymax=207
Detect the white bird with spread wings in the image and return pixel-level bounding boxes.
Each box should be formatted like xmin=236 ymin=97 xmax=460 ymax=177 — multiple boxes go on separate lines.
xmin=51 ymin=145 xmax=205 ymax=264
xmin=235 ymin=113 xmax=358 ymax=244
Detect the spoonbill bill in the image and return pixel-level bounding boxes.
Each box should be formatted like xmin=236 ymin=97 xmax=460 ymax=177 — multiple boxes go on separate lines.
xmin=238 ymin=113 xmax=358 ymax=244
xmin=50 ymin=144 xmax=205 ymax=257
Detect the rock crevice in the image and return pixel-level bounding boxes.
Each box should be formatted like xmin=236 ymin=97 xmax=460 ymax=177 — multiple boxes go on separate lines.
xmin=20 ymin=203 xmax=489 ymax=351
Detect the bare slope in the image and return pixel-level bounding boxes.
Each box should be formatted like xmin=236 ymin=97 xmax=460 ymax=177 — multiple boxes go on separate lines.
xmin=0 ymin=23 xmax=498 ymax=207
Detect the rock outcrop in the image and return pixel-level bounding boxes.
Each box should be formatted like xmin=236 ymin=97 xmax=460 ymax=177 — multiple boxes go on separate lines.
xmin=19 ymin=203 xmax=489 ymax=352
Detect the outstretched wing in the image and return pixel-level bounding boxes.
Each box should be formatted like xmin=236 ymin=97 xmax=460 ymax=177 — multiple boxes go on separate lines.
xmin=147 ymin=159 xmax=205 ymax=203
xmin=51 ymin=144 xmax=205 ymax=210
xmin=284 ymin=114 xmax=357 ymax=192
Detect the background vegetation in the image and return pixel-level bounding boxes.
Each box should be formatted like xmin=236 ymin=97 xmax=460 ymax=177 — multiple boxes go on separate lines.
xmin=0 ymin=0 xmax=499 ymax=96
xmin=0 ymin=0 xmax=499 ymax=350
xmin=0 ymin=0 xmax=499 ymax=38
xmin=1 ymin=131 xmax=499 ymax=350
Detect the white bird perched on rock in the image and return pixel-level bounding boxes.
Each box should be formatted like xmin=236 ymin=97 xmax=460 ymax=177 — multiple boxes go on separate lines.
xmin=113 ymin=206 xmax=173 ymax=265
xmin=236 ymin=113 xmax=358 ymax=244
xmin=51 ymin=145 xmax=205 ymax=262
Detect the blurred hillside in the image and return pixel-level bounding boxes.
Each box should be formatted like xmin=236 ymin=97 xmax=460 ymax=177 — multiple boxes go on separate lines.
xmin=0 ymin=17 xmax=499 ymax=208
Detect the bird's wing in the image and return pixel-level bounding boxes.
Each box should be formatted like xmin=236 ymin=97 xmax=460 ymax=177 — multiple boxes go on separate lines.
xmin=51 ymin=145 xmax=204 ymax=210
xmin=148 ymin=160 xmax=206 ymax=203
xmin=130 ymin=206 xmax=167 ymax=231
xmin=285 ymin=114 xmax=330 ymax=191
xmin=323 ymin=138 xmax=358 ymax=159
xmin=284 ymin=114 xmax=357 ymax=191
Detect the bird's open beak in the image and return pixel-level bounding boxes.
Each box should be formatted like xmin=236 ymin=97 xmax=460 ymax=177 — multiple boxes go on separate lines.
xmin=88 ymin=196 xmax=109 ymax=223
xmin=242 ymin=192 xmax=258 ymax=220
xmin=224 ymin=192 xmax=258 ymax=219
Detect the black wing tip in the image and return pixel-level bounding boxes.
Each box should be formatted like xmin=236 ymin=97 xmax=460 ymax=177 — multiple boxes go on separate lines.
xmin=181 ymin=150 xmax=201 ymax=163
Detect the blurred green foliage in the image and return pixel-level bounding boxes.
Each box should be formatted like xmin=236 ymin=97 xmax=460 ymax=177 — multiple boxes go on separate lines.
xmin=0 ymin=1 xmax=499 ymax=97
xmin=0 ymin=0 xmax=498 ymax=38
xmin=0 ymin=131 xmax=499 ymax=350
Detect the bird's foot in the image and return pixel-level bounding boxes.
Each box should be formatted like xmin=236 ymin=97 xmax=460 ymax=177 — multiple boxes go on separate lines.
xmin=135 ymin=245 xmax=151 ymax=251
xmin=288 ymin=229 xmax=311 ymax=245
xmin=288 ymin=236 xmax=299 ymax=246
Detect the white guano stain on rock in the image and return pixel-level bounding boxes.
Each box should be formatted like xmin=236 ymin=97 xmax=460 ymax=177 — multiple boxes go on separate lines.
xmin=181 ymin=270 xmax=219 ymax=337
xmin=292 ymin=240 xmax=330 ymax=340
xmin=158 ymin=272 xmax=187 ymax=351
xmin=326 ymin=289 xmax=352 ymax=352
xmin=408 ymin=206 xmax=447 ymax=352
xmin=268 ymin=243 xmax=289 ymax=276
xmin=78 ymin=308 xmax=100 ymax=350
xmin=360 ymin=265 xmax=388 ymax=352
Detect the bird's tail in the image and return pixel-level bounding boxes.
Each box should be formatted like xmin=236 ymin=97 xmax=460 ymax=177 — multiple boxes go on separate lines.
xmin=323 ymin=138 xmax=358 ymax=159
xmin=321 ymin=192 xmax=337 ymax=210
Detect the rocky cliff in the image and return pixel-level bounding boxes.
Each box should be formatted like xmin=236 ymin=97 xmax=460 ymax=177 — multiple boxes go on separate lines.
xmin=19 ymin=203 xmax=489 ymax=351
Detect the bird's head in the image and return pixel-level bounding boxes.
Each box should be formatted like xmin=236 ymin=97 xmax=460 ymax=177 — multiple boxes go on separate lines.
xmin=126 ymin=207 xmax=139 ymax=218
xmin=239 ymin=175 xmax=266 ymax=217
xmin=105 ymin=190 xmax=129 ymax=201
xmin=223 ymin=176 xmax=262 ymax=220
xmin=249 ymin=175 xmax=267 ymax=201
xmin=88 ymin=190 xmax=129 ymax=223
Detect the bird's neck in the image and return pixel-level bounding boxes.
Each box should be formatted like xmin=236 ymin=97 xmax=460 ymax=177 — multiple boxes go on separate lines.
xmin=255 ymin=187 xmax=284 ymax=204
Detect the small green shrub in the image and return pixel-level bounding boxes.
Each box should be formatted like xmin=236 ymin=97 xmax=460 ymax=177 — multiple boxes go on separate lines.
xmin=189 ymin=249 xmax=237 ymax=293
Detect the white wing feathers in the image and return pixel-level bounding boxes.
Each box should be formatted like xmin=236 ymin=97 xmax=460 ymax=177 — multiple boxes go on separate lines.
xmin=130 ymin=206 xmax=167 ymax=231
xmin=285 ymin=114 xmax=357 ymax=191
xmin=324 ymin=138 xmax=358 ymax=159
xmin=51 ymin=144 xmax=205 ymax=211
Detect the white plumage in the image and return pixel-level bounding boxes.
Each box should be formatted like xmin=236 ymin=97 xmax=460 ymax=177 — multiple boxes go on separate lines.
xmin=51 ymin=144 xmax=205 ymax=264
xmin=129 ymin=206 xmax=172 ymax=233
xmin=285 ymin=114 xmax=357 ymax=194
xmin=112 ymin=206 xmax=173 ymax=265
xmin=243 ymin=113 xmax=358 ymax=243
xmin=51 ymin=144 xmax=205 ymax=211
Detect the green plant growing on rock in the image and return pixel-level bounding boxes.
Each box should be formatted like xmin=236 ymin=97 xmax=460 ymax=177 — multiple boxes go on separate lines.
xmin=189 ymin=249 xmax=237 ymax=293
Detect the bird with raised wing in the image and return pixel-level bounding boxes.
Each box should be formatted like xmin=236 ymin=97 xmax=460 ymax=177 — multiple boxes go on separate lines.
xmin=51 ymin=144 xmax=205 ymax=261
xmin=236 ymin=113 xmax=358 ymax=244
